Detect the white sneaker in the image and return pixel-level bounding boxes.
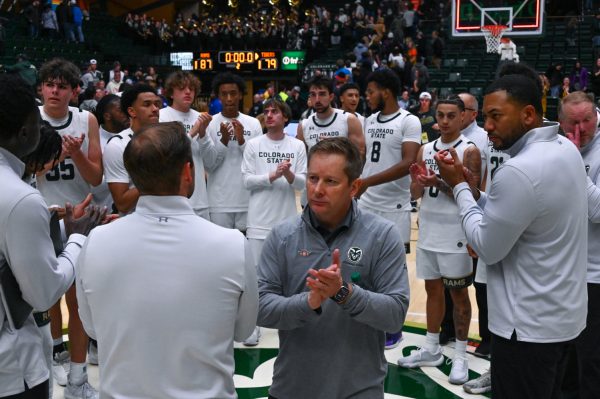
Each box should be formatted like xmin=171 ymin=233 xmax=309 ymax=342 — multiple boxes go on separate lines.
xmin=52 ymin=350 xmax=69 ymax=386
xmin=243 ymin=326 xmax=261 ymax=347
xmin=397 ymin=347 xmax=444 ymax=368
xmin=87 ymin=340 xmax=98 ymax=365
xmin=463 ymin=370 xmax=491 ymax=394
xmin=64 ymin=380 xmax=99 ymax=399
xmin=449 ymin=356 xmax=469 ymax=385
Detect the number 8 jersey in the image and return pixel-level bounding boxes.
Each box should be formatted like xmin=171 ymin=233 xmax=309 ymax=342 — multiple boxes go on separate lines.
xmin=37 ymin=106 xmax=91 ymax=206
xmin=418 ymin=135 xmax=475 ymax=253
xmin=360 ymin=109 xmax=421 ymax=211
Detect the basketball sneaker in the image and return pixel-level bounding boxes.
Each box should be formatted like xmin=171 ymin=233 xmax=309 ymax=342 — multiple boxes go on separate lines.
xmin=243 ymin=326 xmax=261 ymax=347
xmin=397 ymin=347 xmax=444 ymax=368
xmin=51 ymin=350 xmax=70 ymax=386
xmin=448 ymin=355 xmax=469 ymax=385
xmin=64 ymin=380 xmax=99 ymax=399
xmin=463 ymin=370 xmax=491 ymax=394
xmin=385 ymin=332 xmax=403 ymax=349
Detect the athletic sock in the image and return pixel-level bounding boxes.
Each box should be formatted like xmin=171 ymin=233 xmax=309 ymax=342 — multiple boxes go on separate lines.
xmin=424 ymin=332 xmax=440 ymax=353
xmin=53 ymin=338 xmax=66 ymax=355
xmin=455 ymin=339 xmax=468 ymax=359
xmin=69 ymin=362 xmax=88 ymax=386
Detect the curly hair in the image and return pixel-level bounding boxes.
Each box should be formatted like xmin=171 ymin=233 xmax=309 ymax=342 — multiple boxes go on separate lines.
xmin=22 ymin=120 xmax=62 ymax=174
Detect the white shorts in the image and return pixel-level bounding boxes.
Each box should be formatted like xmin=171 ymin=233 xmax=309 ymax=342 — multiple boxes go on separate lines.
xmin=247 ymin=238 xmax=265 ymax=268
xmin=416 ymin=247 xmax=473 ymax=280
xmin=210 ymin=211 xmax=247 ymax=231
xmin=357 ymin=203 xmax=411 ymax=244
xmin=475 ymin=258 xmax=487 ymax=284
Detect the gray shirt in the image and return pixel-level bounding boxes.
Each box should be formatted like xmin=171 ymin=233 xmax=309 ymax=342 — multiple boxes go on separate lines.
xmin=581 ymin=131 xmax=600 ymax=283
xmin=258 ymin=203 xmax=410 ymax=398
xmin=453 ymin=123 xmax=588 ymax=343
xmin=0 ymin=147 xmax=84 ymax=396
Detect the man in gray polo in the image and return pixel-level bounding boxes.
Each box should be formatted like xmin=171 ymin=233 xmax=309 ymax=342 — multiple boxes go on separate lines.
xmin=257 ymin=137 xmax=410 ymax=399
xmin=559 ymin=91 xmax=600 ymax=399
xmin=436 ymin=74 xmax=588 ymax=398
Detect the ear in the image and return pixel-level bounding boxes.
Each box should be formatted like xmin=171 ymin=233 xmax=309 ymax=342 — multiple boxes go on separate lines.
xmin=128 ymin=106 xmax=136 ymax=119
xmin=350 ymin=178 xmax=361 ymax=198
xmin=521 ymin=104 xmax=537 ymax=127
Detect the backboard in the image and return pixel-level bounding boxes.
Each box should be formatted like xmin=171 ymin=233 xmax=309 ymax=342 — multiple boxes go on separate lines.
xmin=451 ymin=0 xmax=544 ymax=37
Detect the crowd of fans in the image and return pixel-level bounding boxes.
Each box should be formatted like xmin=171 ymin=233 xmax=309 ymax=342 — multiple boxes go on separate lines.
xmin=22 ymin=0 xmax=89 ymax=42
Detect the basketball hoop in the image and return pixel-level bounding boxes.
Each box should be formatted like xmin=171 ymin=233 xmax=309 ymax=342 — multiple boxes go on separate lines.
xmin=482 ymin=25 xmax=507 ymax=53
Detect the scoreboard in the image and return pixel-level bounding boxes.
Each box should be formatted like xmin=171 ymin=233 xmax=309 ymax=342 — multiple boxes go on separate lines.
xmin=194 ymin=51 xmax=279 ymax=72
xmin=169 ymin=50 xmax=306 ymax=73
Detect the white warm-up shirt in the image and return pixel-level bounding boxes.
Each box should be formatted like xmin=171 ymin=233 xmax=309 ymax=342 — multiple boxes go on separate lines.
xmin=242 ymin=134 xmax=307 ymax=240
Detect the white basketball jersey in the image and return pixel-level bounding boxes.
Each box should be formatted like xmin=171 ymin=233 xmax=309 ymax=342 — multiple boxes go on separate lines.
xmin=418 ymin=134 xmax=475 ymax=253
xmin=37 ymin=106 xmax=92 ymax=206
xmin=485 ymin=141 xmax=511 ymax=189
xmin=204 ymin=112 xmax=262 ymax=212
xmin=354 ymin=112 xmax=365 ymax=131
xmin=159 ymin=106 xmax=209 ymax=213
xmin=359 ymin=109 xmax=422 ymax=211
xmin=301 ymin=108 xmax=350 ymax=149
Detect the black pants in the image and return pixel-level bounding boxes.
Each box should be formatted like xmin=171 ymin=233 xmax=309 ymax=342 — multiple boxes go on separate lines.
xmin=491 ymin=332 xmax=571 ymax=399
xmin=1 ymin=380 xmax=49 ymax=399
xmin=441 ymin=259 xmax=489 ymax=342
xmin=574 ymin=283 xmax=600 ymax=399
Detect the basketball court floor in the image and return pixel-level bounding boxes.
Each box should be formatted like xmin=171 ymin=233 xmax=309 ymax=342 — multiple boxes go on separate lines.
xmin=53 ymin=212 xmax=489 ymax=398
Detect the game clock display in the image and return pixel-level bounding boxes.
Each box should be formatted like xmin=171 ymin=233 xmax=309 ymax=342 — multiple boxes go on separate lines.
xmin=193 ymin=51 xmax=279 ymax=72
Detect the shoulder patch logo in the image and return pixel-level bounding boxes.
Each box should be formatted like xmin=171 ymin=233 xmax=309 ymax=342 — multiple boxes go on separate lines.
xmin=347 ymin=247 xmax=363 ymax=263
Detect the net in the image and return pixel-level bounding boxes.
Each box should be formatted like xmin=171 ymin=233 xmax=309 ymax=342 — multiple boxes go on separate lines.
xmin=482 ymin=25 xmax=507 ymax=53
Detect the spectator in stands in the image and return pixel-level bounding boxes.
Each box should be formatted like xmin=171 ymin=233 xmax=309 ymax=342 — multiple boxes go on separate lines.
xmin=570 ymin=60 xmax=589 ymax=92
xmin=40 ymin=4 xmax=59 ymax=39
xmin=79 ymin=86 xmax=97 ymax=112
xmin=561 ymin=77 xmax=572 ymax=99
xmin=71 ymin=0 xmax=84 ymax=43
xmin=547 ymin=62 xmax=565 ymax=97
xmin=402 ymin=3 xmax=417 ymax=40
xmin=411 ymin=91 xmax=439 ymax=143
xmin=566 ymin=16 xmax=578 ymax=47
xmin=286 ymin=86 xmax=306 ymax=121
xmin=248 ymin=94 xmax=264 ymax=118
xmin=3 ymin=54 xmax=37 ymax=88
xmin=591 ymin=57 xmax=600 ymax=98
xmin=398 ymin=89 xmax=414 ymax=110
xmin=106 ymin=70 xmax=122 ymax=94
xmin=56 ymin=0 xmax=75 ymax=42
xmin=353 ymin=37 xmax=369 ymax=62
xmin=81 ymin=59 xmax=102 ymax=90
xmin=411 ymin=68 xmax=428 ymax=98
xmin=24 ymin=0 xmax=40 ymax=38
xmin=431 ymin=30 xmax=444 ymax=69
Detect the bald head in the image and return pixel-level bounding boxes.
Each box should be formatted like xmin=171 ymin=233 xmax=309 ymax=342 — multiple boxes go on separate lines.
xmin=124 ymin=122 xmax=193 ymax=195
xmin=459 ymin=93 xmax=479 ymax=130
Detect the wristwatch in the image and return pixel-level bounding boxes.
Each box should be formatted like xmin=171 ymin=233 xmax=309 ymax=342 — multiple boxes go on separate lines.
xmin=331 ymin=281 xmax=351 ymax=304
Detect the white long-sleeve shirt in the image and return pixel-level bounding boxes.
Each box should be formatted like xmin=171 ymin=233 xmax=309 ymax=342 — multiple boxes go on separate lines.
xmin=242 ymin=134 xmax=307 ymax=240
xmin=581 ymin=131 xmax=600 ymax=283
xmin=453 ymin=123 xmax=588 ymax=343
xmin=198 ymin=112 xmax=262 ymax=213
xmin=159 ymin=106 xmax=210 ymax=215
xmin=76 ymin=195 xmax=258 ymax=399
xmin=0 ymin=148 xmax=85 ymax=396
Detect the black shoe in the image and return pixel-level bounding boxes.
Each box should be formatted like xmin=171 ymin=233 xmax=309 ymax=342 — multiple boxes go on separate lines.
xmin=439 ymin=330 xmax=456 ymax=346
xmin=473 ymin=340 xmax=491 ymax=359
